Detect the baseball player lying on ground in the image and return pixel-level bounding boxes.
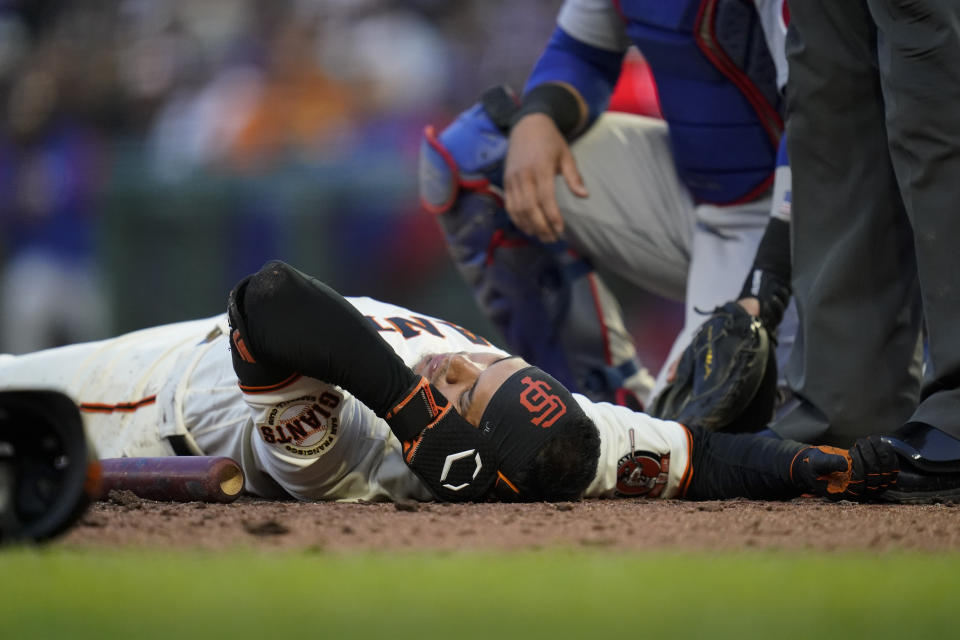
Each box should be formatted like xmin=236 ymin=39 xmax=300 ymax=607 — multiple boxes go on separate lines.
xmin=0 ymin=261 xmax=898 ymax=503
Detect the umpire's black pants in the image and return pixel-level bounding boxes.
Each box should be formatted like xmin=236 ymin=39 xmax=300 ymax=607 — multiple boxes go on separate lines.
xmin=773 ymin=0 xmax=960 ymax=446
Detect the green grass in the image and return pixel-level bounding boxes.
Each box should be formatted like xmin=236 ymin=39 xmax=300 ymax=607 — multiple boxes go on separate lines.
xmin=1 ymin=548 xmax=956 ymax=639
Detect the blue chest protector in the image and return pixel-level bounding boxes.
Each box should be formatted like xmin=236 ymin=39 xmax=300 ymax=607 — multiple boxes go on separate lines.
xmin=527 ymin=0 xmax=782 ymax=204
xmin=618 ymin=0 xmax=782 ymax=203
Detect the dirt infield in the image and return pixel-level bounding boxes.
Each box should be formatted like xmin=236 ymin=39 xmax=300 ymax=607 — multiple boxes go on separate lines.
xmin=57 ymin=493 xmax=960 ymax=552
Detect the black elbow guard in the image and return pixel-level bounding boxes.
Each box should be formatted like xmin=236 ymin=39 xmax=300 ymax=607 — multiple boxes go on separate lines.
xmin=230 ymin=260 xmax=419 ymax=414
xmin=227 ymin=275 xmax=294 ymax=389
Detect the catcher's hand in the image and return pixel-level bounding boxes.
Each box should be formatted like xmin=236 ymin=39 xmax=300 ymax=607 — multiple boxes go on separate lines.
xmin=739 ymin=268 xmax=791 ymax=331
xmin=650 ymin=301 xmax=776 ymax=432
xmin=790 ymin=436 xmax=899 ymax=500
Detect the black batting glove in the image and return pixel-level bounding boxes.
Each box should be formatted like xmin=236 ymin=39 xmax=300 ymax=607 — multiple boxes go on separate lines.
xmin=790 ymin=436 xmax=899 ymax=500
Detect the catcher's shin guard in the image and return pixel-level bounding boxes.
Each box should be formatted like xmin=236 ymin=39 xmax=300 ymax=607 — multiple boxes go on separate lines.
xmin=419 ymin=87 xmax=652 ymax=406
xmin=0 ymin=390 xmax=101 ymax=543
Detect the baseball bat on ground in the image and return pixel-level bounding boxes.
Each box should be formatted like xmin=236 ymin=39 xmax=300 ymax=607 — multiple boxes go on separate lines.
xmin=98 ymin=456 xmax=245 ymax=503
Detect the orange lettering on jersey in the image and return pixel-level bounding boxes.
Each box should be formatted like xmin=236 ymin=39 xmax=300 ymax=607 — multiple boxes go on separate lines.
xmin=385 ymin=316 xmax=444 ymax=339
xmin=368 ymin=312 xmax=494 ymax=346
xmin=518 ymin=376 xmax=566 ymax=428
xmin=438 ymin=321 xmax=492 ymax=346
xmin=366 ymin=315 xmax=397 ymax=333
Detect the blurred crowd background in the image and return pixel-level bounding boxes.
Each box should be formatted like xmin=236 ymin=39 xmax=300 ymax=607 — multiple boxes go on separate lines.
xmin=0 ymin=0 xmax=680 ymax=373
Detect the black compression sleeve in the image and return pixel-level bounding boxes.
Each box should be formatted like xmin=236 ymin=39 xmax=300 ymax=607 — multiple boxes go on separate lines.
xmin=231 ymin=260 xmax=419 ymax=416
xmin=741 ymin=217 xmax=791 ymax=288
xmin=684 ymin=425 xmax=807 ymax=500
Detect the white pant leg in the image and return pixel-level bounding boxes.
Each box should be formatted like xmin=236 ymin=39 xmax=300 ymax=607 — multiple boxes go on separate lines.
xmin=556 ymin=112 xmax=695 ymax=302
xmin=652 ymin=199 xmax=771 ymax=396
xmin=0 ymin=319 xmax=221 ymax=458
xmin=555 ymin=112 xmax=772 ymax=396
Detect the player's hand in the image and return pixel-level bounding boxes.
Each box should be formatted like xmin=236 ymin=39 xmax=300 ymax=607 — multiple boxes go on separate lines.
xmin=737 ymin=297 xmax=761 ymax=318
xmin=790 ymin=436 xmax=899 ymax=500
xmin=504 ymin=113 xmax=588 ymax=243
xmin=738 ymin=269 xmax=790 ymax=331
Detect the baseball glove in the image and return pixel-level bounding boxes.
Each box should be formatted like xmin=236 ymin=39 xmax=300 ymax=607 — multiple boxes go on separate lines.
xmin=649 ymin=301 xmax=776 ymax=432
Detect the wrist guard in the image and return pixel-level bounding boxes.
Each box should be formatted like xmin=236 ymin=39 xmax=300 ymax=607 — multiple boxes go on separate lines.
xmin=739 ymin=269 xmax=791 ymax=331
xmin=739 ymin=217 xmax=791 ymax=330
xmin=387 ymin=378 xmax=497 ymax=502
xmin=510 ymin=84 xmax=582 ymax=137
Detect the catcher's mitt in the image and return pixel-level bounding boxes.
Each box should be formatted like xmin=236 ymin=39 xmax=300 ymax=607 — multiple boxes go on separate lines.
xmin=650 ymin=301 xmax=777 ymax=432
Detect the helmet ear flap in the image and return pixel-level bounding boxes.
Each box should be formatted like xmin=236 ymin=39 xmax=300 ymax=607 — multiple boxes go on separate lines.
xmin=0 ymin=390 xmax=100 ymax=543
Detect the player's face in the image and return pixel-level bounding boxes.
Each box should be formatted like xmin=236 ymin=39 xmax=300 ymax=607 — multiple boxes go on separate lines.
xmin=413 ymin=352 xmax=528 ymax=426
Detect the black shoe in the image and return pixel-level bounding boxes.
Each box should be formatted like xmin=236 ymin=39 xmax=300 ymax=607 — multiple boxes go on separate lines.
xmin=881 ymin=421 xmax=960 ymax=472
xmin=881 ymin=461 xmax=960 ymax=504
xmin=880 ymin=422 xmax=960 ymax=504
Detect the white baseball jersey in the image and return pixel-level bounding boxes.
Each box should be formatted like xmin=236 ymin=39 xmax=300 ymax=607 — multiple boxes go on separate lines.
xmin=0 ymin=297 xmax=693 ymax=501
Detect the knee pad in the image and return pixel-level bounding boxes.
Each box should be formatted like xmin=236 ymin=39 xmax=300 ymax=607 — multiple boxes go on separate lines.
xmin=419 ymin=88 xmax=648 ymax=405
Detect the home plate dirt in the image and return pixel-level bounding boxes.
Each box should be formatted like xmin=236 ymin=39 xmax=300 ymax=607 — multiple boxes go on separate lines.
xmin=56 ymin=494 xmax=960 ymax=552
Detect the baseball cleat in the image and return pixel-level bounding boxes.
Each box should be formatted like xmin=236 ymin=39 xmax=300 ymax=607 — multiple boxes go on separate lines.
xmin=880 ymin=461 xmax=960 ymax=505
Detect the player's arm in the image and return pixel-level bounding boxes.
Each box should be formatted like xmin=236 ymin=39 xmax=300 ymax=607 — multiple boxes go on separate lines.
xmin=505 ymin=23 xmax=624 ymax=243
xmin=683 ymin=426 xmax=898 ymax=501
xmin=737 ymin=135 xmax=792 ymax=330
xmin=227 ymin=260 xmax=498 ymax=501
xmin=228 ymin=261 xmax=417 ymax=417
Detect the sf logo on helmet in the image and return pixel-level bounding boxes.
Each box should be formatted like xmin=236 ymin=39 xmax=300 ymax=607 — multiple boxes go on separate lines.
xmin=519 ymin=376 xmax=566 ymax=427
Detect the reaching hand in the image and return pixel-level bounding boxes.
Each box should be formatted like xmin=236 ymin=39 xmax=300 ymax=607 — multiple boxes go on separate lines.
xmin=790 ymin=436 xmax=899 ymax=500
xmin=503 ymin=113 xmax=588 ymax=243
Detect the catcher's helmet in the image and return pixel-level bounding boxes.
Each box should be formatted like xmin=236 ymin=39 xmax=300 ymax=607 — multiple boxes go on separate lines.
xmin=0 ymin=390 xmax=100 ymax=543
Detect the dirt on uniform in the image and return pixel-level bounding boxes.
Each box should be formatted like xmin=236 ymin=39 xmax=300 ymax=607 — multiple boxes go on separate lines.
xmin=57 ymin=493 xmax=960 ymax=552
